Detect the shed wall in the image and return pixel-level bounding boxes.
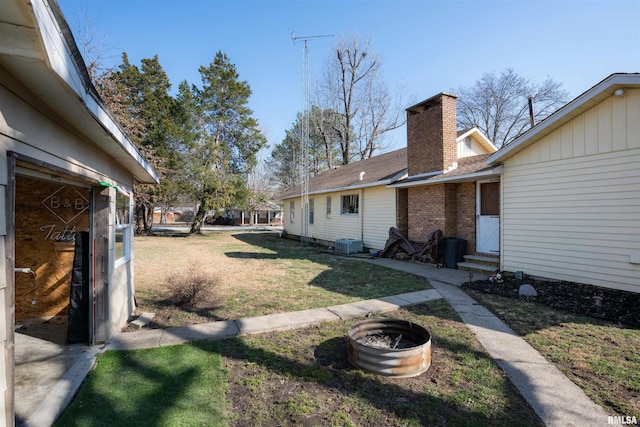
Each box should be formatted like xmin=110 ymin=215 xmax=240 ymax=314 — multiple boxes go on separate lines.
xmin=0 ymin=233 xmax=7 ymax=426
xmin=1 ymin=68 xmax=142 ymax=419
xmin=0 ymin=77 xmax=132 ymax=185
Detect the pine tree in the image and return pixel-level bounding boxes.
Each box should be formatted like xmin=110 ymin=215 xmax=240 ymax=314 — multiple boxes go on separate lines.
xmin=97 ymin=54 xmax=187 ymax=233
xmin=180 ymin=51 xmax=266 ymax=233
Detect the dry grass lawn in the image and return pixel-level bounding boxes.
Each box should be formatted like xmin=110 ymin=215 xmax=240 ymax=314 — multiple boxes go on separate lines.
xmin=132 ymin=230 xmax=430 ymax=327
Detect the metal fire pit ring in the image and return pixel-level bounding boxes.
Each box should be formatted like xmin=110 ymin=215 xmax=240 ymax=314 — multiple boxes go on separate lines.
xmin=347 ymin=318 xmax=432 ymax=378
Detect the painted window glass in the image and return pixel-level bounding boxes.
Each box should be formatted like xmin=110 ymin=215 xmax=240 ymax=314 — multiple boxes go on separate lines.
xmin=341 ymin=194 xmax=359 ymax=214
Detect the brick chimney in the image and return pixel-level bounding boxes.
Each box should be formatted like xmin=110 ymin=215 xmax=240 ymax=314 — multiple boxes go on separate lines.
xmin=406 ymin=93 xmax=457 ymax=176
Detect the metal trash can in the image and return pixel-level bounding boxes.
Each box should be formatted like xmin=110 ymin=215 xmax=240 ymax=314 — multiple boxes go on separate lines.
xmin=444 ymin=238 xmax=467 ymax=269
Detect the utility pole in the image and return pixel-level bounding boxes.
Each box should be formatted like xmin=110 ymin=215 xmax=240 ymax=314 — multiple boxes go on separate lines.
xmin=291 ymin=32 xmax=332 ymax=246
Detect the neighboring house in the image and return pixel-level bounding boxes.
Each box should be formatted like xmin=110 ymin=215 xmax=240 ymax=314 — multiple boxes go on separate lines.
xmin=1 ymin=0 xmax=158 ymax=423
xmin=154 ymin=207 xmax=183 ymax=223
xmin=281 ymin=93 xmax=497 ymax=252
xmin=153 ymin=206 xmax=195 ymax=223
xmin=488 ymin=73 xmax=640 ymax=293
xmin=224 ymin=201 xmax=283 ymax=226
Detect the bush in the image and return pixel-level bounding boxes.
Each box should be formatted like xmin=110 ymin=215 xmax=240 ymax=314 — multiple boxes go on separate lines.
xmin=167 ymin=267 xmax=218 ymax=308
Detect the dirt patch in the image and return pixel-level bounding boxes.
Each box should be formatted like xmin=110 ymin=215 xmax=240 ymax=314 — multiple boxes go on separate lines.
xmin=220 ymin=302 xmax=544 ymax=426
xmin=462 ymin=273 xmax=640 ymax=328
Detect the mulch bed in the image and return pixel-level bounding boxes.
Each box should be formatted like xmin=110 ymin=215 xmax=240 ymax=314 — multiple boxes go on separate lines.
xmin=461 ymin=274 xmax=640 ymax=328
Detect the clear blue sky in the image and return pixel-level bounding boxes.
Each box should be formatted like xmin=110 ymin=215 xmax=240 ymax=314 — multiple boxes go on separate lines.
xmin=58 ymin=0 xmax=640 ymax=152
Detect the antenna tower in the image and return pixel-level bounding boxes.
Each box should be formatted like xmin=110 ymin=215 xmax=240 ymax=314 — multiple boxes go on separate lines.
xmin=291 ymin=32 xmax=332 ymax=246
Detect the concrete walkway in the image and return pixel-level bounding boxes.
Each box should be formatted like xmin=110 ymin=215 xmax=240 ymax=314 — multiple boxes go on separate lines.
xmin=105 ymin=288 xmax=443 ymax=350
xmin=32 ymin=258 xmax=612 ymax=427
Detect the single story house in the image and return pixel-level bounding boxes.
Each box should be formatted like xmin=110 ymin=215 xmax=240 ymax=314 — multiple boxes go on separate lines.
xmin=220 ymin=201 xmax=283 ymax=226
xmin=153 ymin=207 xmax=192 ymax=223
xmin=488 ymin=73 xmax=640 ymax=293
xmin=283 ymin=74 xmax=639 ymax=295
xmin=281 ymin=93 xmax=498 ymax=253
xmin=282 ymin=148 xmax=408 ymax=250
xmin=1 ymin=0 xmax=159 ymax=423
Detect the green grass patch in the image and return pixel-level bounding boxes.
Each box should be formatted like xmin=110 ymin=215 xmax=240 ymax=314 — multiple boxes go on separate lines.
xmin=54 ymin=341 xmax=227 ymax=427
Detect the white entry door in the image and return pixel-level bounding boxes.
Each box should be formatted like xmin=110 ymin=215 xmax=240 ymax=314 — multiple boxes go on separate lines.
xmin=477 ymin=181 xmax=500 ymax=254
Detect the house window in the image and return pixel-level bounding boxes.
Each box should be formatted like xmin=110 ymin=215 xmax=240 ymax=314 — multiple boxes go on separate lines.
xmin=115 ymin=189 xmax=131 ymax=265
xmin=341 ymin=194 xmax=359 ymax=214
xmin=289 ymin=201 xmax=295 ymax=223
xmin=309 ymin=198 xmax=314 ymax=225
xmin=326 ymin=196 xmax=332 ymax=218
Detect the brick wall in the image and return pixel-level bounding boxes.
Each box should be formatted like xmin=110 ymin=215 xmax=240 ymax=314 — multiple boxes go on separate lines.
xmin=395 ymin=188 xmax=408 ymax=237
xmin=441 ymin=95 xmax=457 ymax=172
xmin=406 ymin=93 xmax=457 ymax=176
xmin=444 ymin=183 xmax=458 ymax=237
xmin=408 ymin=185 xmax=445 ymax=243
xmin=456 ymin=182 xmax=476 ymax=253
xmin=408 ymin=182 xmax=475 ymax=251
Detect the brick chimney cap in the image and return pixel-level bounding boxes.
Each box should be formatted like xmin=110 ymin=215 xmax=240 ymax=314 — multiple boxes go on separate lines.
xmin=406 ymin=92 xmax=457 ymax=113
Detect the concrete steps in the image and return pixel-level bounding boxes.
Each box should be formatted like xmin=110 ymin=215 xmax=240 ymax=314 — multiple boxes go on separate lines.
xmin=457 ymin=254 xmax=499 ymax=274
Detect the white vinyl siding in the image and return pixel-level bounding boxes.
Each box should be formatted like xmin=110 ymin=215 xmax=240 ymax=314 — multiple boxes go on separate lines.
xmin=501 ymin=89 xmax=640 ymax=292
xmin=362 ymin=186 xmax=397 ymax=250
xmin=457 ymin=135 xmax=491 ymax=158
xmin=282 ymin=185 xmax=397 ymax=250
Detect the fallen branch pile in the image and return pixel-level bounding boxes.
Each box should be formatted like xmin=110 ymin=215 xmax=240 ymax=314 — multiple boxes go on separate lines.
xmin=379 ymin=227 xmax=443 ymax=265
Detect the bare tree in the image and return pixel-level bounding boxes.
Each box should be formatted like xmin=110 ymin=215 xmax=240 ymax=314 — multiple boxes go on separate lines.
xmin=316 ymin=35 xmax=405 ymax=165
xmin=456 ymin=68 xmax=569 ymax=148
xmin=66 ymin=6 xmax=116 ymax=83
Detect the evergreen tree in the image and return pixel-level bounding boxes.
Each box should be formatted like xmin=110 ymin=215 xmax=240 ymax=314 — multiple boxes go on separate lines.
xmin=97 ymin=54 xmax=187 ymax=233
xmin=181 ymin=51 xmax=266 ymax=233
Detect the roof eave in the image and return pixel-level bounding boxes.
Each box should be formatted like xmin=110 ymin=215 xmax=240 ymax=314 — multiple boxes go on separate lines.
xmin=390 ymin=166 xmax=504 ymax=188
xmin=282 ymin=174 xmax=406 ymax=199
xmin=457 ymin=127 xmax=498 ymax=153
xmin=2 ymin=0 xmax=159 ymax=184
xmin=489 ymin=73 xmax=640 ymax=165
